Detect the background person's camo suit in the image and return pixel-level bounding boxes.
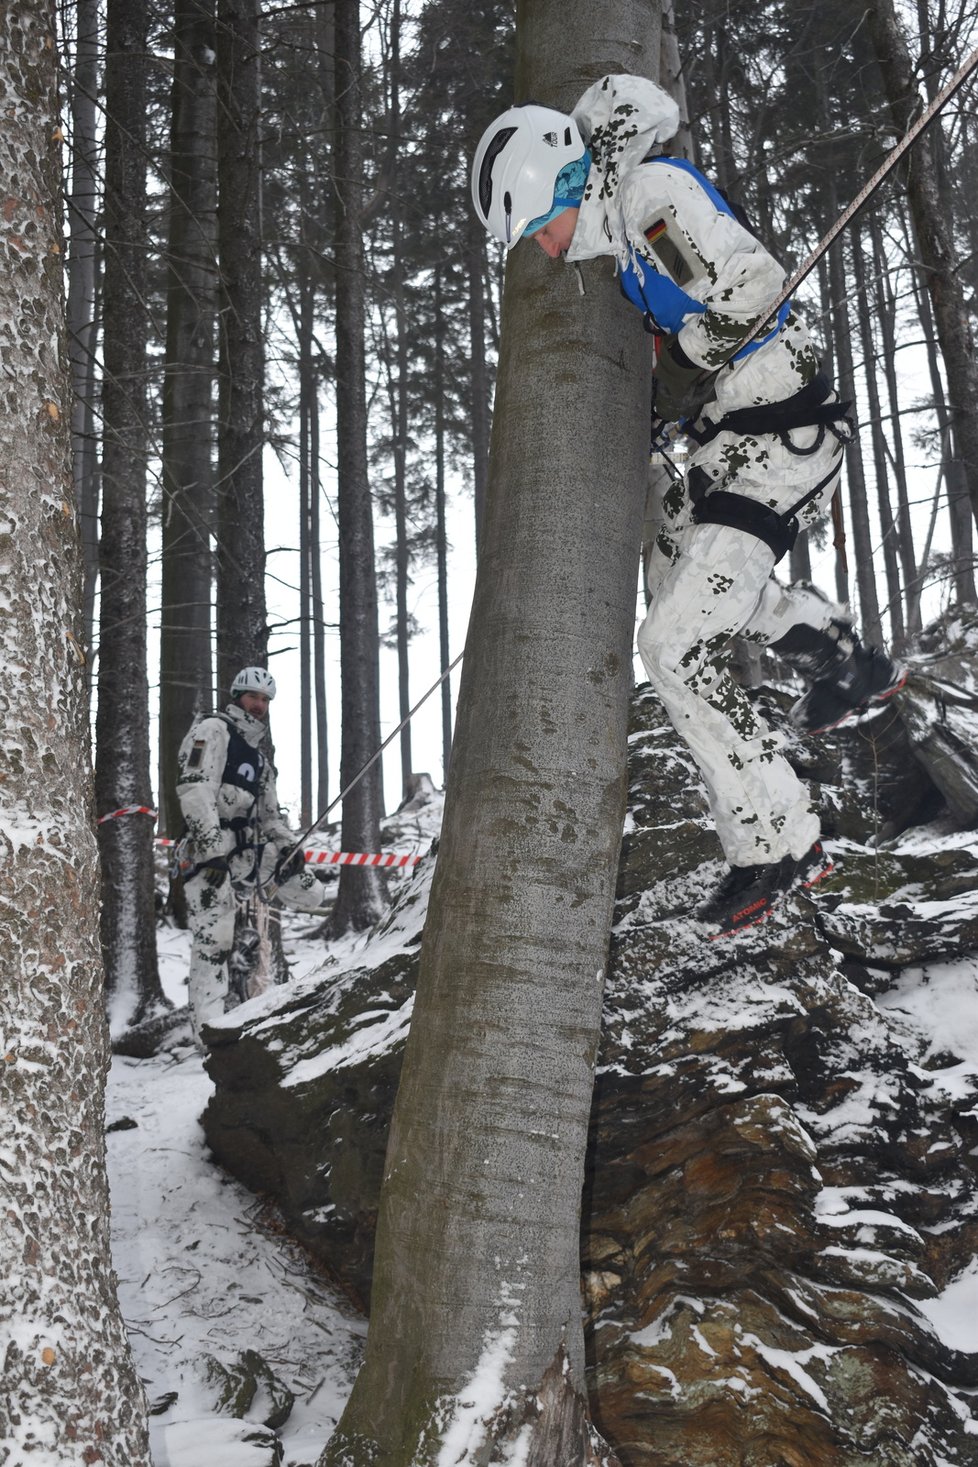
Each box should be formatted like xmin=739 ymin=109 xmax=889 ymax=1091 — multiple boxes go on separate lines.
xmin=176 ymin=667 xmax=322 ymax=1045
xmin=472 ymin=74 xmax=902 ymax=932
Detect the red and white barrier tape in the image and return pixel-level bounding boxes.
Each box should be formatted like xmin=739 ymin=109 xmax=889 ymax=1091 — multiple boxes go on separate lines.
xmin=152 ymin=837 xmax=421 ymax=866
xmin=98 ymin=805 xmax=158 ymax=824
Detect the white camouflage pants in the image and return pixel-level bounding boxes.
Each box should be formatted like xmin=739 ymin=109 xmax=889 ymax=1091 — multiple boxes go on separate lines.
xmin=638 ymin=424 xmax=845 ymax=868
xmin=184 ymin=859 xmax=323 ymax=1045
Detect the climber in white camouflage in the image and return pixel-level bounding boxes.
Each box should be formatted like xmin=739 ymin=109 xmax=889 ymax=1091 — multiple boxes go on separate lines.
xmin=176 ymin=667 xmax=323 ymax=1045
xmin=472 ymin=73 xmax=903 ymax=935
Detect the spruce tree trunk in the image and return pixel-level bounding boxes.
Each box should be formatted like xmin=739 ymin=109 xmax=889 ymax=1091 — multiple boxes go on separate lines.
xmin=159 ymin=0 xmax=217 ymax=836
xmin=330 ymin=0 xmax=387 ymax=934
xmin=96 ymin=0 xmax=164 ymax=1022
xmin=319 ymin=1 xmax=659 ymax=1460
xmin=869 ymin=208 xmax=920 ymax=639
xmin=216 ymin=0 xmax=268 ymax=690
xmin=829 ymin=233 xmax=881 ymax=641
xmin=0 ymin=4 xmax=151 ymax=1457
xmin=66 ymin=0 xmax=100 ymax=656
xmin=908 ymin=239 xmax=977 ymax=606
xmin=868 ymin=0 xmax=978 ymax=535
xmin=851 ymin=237 xmax=904 ymax=646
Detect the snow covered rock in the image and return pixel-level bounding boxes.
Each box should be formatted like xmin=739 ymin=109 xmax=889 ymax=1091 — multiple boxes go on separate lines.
xmin=202 ymin=619 xmax=978 ymax=1464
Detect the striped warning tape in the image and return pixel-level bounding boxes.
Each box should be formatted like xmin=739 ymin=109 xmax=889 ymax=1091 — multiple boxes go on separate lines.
xmin=151 ymin=837 xmax=421 ymax=867
xmin=98 ymin=804 xmax=158 ymax=824
xmin=101 ymin=804 xmax=424 ymax=868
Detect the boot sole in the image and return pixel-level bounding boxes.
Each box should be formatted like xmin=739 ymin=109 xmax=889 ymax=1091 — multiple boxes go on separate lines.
xmin=706 ymin=850 xmax=835 ymax=940
xmin=801 ymin=672 xmax=908 ymax=736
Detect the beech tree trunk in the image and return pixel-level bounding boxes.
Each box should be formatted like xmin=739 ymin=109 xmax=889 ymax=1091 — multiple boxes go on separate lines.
xmin=0 ymin=4 xmax=151 ymax=1458
xmin=96 ymin=0 xmax=165 ymax=1021
xmin=319 ymin=1 xmax=659 ymax=1461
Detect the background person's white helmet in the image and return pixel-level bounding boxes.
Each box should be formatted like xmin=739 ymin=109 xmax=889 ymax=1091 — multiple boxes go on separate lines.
xmin=471 ymin=103 xmax=585 ymax=247
xmin=231 ymin=666 xmax=276 ymax=700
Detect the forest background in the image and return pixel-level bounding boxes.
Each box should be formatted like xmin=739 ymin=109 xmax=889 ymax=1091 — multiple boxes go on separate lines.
xmin=54 ymin=0 xmax=978 ymax=1025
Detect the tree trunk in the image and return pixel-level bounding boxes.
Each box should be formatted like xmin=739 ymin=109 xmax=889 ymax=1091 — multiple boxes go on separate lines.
xmin=216 ymin=0 xmax=268 ymax=691
xmin=868 ymin=0 xmax=978 ymax=534
xmin=851 ymin=235 xmax=904 ymax=646
xmin=319 ymin=2 xmax=659 ymax=1461
xmin=0 ymin=4 xmax=151 ymax=1457
xmin=434 ymin=268 xmax=454 ymax=783
xmin=330 ymin=0 xmax=387 ymax=934
xmin=830 ymin=233 xmax=881 ymax=640
xmin=65 ymin=0 xmax=100 ymax=658
xmin=96 ymin=0 xmax=165 ymax=1023
xmin=467 ymin=209 xmax=491 ymax=551
xmin=869 ymin=207 xmax=920 ymax=639
xmin=159 ymin=0 xmax=217 ymax=836
xmin=907 ymin=223 xmax=977 ymax=607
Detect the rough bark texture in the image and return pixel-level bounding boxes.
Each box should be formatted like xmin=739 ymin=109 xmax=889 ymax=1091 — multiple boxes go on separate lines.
xmin=330 ymin=0 xmax=388 ymax=937
xmin=215 ymin=0 xmax=267 ymax=691
xmin=204 ymin=614 xmax=978 ymax=1466
xmin=159 ymin=0 xmax=218 ymax=836
xmin=96 ymin=0 xmax=165 ymax=1023
xmin=868 ymin=0 xmax=978 ymax=535
xmin=0 ymin=4 xmax=152 ymax=1459
xmin=65 ymin=0 xmax=100 ymax=652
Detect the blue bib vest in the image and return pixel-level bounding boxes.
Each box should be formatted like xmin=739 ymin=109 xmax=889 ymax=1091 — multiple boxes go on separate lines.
xmin=618 ymin=157 xmax=789 ymax=357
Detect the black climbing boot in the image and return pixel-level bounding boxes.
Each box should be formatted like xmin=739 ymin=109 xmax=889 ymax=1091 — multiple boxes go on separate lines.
xmin=770 ymin=619 xmax=904 ymax=735
xmin=696 ymin=842 xmax=834 ymax=938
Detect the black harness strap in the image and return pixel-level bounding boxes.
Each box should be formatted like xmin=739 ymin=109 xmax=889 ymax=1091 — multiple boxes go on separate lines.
xmin=691 ymin=491 xmax=800 ymax=563
xmin=684 ymin=373 xmax=854 ymax=449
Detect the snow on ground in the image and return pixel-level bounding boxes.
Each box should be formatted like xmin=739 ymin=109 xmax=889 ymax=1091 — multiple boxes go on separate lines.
xmin=106 ymin=920 xmax=366 ymax=1467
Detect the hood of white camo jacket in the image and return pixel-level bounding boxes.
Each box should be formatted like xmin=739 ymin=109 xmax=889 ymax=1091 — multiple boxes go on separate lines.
xmin=565 ymin=73 xmax=820 ymax=414
xmin=224 ymin=701 xmax=268 ymax=748
xmin=566 ymin=74 xmax=680 ymax=265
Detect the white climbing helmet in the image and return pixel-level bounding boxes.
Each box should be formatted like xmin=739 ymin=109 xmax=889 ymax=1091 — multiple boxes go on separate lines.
xmin=471 ymin=103 xmax=585 ymax=247
xmin=231 ymin=666 xmax=276 ymax=700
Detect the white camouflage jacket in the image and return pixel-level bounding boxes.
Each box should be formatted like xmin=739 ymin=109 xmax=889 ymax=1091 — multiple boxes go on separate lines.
xmin=176 ymin=703 xmax=295 ymax=868
xmin=567 ymin=74 xmax=819 ymax=416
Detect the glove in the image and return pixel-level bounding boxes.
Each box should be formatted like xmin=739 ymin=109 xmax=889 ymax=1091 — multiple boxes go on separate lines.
xmin=650 ymin=411 xmax=673 ymax=454
xmin=201 ymin=858 xmax=229 ymax=889
xmin=653 ymin=334 xmax=711 ymax=422
xmin=274 ymin=844 xmax=306 ymax=884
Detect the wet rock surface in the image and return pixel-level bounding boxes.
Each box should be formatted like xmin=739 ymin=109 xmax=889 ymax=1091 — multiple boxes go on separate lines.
xmin=204 ymin=615 xmax=978 ymax=1463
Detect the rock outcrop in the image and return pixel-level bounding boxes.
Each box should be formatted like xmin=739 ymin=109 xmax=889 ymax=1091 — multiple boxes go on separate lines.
xmin=203 ymin=612 xmax=978 ymax=1463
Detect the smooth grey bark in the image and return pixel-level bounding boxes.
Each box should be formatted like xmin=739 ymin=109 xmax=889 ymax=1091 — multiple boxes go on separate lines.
xmin=65 ymin=0 xmax=100 ymax=655
xmin=330 ymin=0 xmax=387 ymax=935
xmin=215 ymin=0 xmax=268 ymax=691
xmin=96 ymin=0 xmax=164 ymax=1020
xmin=867 ymin=0 xmax=978 ymax=535
xmin=319 ymin=2 xmax=659 ymax=1462
xmin=159 ymin=0 xmax=218 ymax=836
xmin=0 ymin=4 xmax=151 ymax=1458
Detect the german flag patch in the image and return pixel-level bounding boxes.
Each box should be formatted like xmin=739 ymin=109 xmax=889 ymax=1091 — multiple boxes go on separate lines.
xmin=644 ymin=218 xmax=668 ymax=245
